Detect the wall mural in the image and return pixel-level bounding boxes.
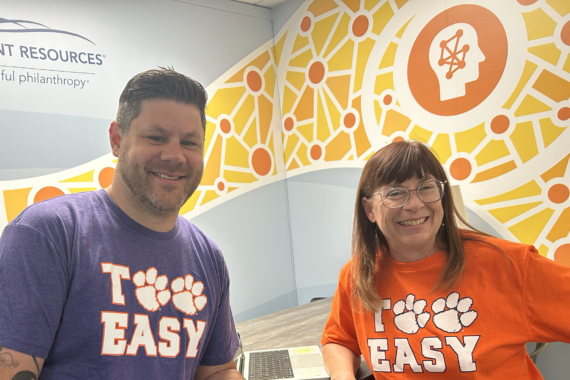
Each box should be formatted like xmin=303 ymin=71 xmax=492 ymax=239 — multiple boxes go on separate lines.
xmin=1 ymin=0 xmax=569 ymax=266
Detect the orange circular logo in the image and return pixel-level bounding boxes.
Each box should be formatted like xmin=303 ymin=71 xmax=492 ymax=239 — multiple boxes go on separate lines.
xmin=408 ymin=5 xmax=507 ymax=116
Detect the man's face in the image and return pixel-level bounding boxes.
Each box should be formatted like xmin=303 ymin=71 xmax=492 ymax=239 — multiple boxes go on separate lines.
xmin=115 ymin=99 xmax=205 ymax=216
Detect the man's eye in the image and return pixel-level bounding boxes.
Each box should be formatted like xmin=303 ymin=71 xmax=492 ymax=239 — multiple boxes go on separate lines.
xmin=148 ymin=136 xmax=163 ymax=142
xmin=181 ymin=141 xmax=195 ymax=146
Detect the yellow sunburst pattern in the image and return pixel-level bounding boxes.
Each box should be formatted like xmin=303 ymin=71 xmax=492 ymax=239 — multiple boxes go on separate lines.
xmin=0 ymin=0 xmax=569 ymax=266
xmin=0 ymin=42 xmax=282 ymax=225
xmin=275 ymin=0 xmax=570 ymax=265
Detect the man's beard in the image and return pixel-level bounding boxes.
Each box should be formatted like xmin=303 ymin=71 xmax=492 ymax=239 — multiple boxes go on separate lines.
xmin=117 ymin=156 xmax=203 ymax=216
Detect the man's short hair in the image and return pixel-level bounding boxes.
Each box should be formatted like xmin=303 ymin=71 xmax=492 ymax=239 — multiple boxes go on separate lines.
xmin=116 ymin=67 xmax=208 ymax=134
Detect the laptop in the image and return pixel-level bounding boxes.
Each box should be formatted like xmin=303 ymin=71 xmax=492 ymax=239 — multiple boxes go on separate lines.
xmin=234 ymin=335 xmax=330 ymax=380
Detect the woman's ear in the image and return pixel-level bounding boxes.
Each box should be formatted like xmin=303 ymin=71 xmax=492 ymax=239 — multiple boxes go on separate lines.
xmin=361 ymin=197 xmax=376 ymax=223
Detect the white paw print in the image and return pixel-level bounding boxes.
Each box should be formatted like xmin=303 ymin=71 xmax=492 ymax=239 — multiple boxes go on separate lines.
xmin=393 ymin=294 xmax=430 ymax=334
xmin=432 ymin=292 xmax=477 ymax=333
xmin=132 ymin=267 xmax=171 ymax=312
xmin=171 ymin=274 xmax=208 ymax=315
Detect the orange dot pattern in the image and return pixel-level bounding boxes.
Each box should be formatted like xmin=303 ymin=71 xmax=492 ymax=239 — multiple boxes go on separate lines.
xmin=548 ymin=184 xmax=569 ymax=204
xmin=490 ymin=115 xmax=509 ymax=134
xmin=247 ymin=71 xmax=263 ymax=92
xmin=561 ymin=21 xmax=570 ymax=46
xmin=220 ymin=118 xmax=232 ymax=134
xmin=450 ymin=158 xmax=472 ymax=181
xmin=352 ymin=15 xmax=369 ymax=37
xmin=98 ymin=167 xmax=115 ymax=188
xmin=252 ymin=148 xmax=272 ymax=176
xmin=300 ymin=16 xmax=311 ymax=32
xmin=517 ymin=0 xmax=538 ymax=4
xmin=1 ymin=0 xmax=569 ymax=258
xmin=559 ymin=107 xmax=570 ymax=121
xmin=284 ymin=117 xmax=295 ymax=132
xmin=344 ymin=113 xmax=356 ymax=129
xmin=34 ymin=187 xmax=65 ymax=203
xmin=310 ymin=145 xmax=322 ymax=161
xmin=554 ymin=244 xmax=570 ymax=267
xmin=308 ymin=61 xmax=325 ymax=85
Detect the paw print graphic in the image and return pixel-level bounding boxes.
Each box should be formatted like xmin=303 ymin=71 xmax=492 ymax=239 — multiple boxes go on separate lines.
xmin=132 ymin=267 xmax=171 ymax=312
xmin=432 ymin=292 xmax=477 ymax=333
xmin=393 ymin=294 xmax=430 ymax=334
xmin=171 ymin=274 xmax=208 ymax=315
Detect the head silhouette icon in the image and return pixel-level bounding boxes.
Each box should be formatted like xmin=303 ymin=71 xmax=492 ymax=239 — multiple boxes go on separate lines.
xmin=429 ymin=23 xmax=485 ymax=101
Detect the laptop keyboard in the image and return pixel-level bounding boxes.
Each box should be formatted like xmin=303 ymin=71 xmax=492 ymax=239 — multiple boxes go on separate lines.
xmin=248 ymin=350 xmax=294 ymax=380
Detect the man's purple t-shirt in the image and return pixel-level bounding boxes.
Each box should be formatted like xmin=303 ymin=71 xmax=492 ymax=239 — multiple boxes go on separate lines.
xmin=0 ymin=189 xmax=239 ymax=379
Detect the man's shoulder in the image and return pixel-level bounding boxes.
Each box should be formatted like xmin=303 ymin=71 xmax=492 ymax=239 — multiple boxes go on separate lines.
xmin=11 ymin=190 xmax=105 ymax=230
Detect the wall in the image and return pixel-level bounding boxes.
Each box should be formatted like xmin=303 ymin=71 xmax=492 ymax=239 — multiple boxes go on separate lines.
xmin=1 ymin=0 xmax=570 ymax=376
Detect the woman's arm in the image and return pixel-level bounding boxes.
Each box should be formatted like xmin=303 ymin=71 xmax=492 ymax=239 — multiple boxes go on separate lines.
xmin=322 ymin=343 xmax=360 ymax=380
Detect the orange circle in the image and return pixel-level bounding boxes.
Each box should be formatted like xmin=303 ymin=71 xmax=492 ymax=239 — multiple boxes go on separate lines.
xmin=284 ymin=117 xmax=295 ymax=132
xmin=392 ymin=136 xmax=405 ymax=143
xmin=408 ymin=5 xmax=507 ymax=116
xmin=554 ymin=244 xmax=570 ymax=268
xmin=308 ymin=61 xmax=325 ymax=84
xmin=383 ymin=94 xmax=393 ymax=105
xmin=352 ymin=15 xmax=369 ymax=37
xmin=517 ymin=0 xmax=537 ymax=4
xmin=491 ymin=115 xmax=510 ymax=134
xmin=34 ymin=186 xmax=65 ymax=203
xmin=251 ymin=148 xmax=272 ymax=176
xmin=220 ymin=118 xmax=232 ymax=134
xmin=246 ymin=71 xmax=262 ymax=92
xmin=344 ymin=113 xmax=356 ymax=128
xmin=98 ymin=167 xmax=115 ymax=188
xmin=561 ymin=21 xmax=570 ymax=46
xmin=310 ymin=145 xmax=322 ymax=160
xmin=449 ymin=158 xmax=472 ymax=181
xmin=548 ymin=184 xmax=569 ymax=204
xmin=217 ymin=181 xmax=225 ymax=192
xmin=558 ymin=107 xmax=570 ymax=121
xmin=300 ymin=16 xmax=312 ymax=32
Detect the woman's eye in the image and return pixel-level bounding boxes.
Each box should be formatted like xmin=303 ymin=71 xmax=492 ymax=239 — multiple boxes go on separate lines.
xmin=387 ymin=190 xmax=403 ymax=198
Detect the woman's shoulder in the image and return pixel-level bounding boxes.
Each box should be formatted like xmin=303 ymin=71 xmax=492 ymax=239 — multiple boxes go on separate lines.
xmin=460 ymin=230 xmax=535 ymax=259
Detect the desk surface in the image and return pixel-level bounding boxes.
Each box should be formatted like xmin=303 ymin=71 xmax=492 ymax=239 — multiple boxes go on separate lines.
xmin=236 ymin=297 xmax=332 ymax=351
xmin=235 ymin=297 xmax=373 ymax=379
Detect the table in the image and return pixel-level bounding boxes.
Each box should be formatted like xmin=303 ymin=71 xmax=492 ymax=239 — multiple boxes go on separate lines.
xmin=235 ymin=297 xmax=373 ymax=379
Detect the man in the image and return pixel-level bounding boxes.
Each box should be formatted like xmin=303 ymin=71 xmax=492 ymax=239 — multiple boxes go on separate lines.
xmin=0 ymin=68 xmax=244 ymax=379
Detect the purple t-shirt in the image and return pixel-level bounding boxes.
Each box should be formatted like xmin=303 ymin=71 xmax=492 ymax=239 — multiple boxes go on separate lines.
xmin=0 ymin=189 xmax=239 ymax=379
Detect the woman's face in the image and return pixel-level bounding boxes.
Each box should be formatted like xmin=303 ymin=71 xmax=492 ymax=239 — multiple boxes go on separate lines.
xmin=362 ymin=176 xmax=444 ymax=262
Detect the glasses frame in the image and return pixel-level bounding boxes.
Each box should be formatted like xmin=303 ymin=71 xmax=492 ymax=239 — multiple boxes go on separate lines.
xmin=373 ymin=180 xmax=448 ymax=209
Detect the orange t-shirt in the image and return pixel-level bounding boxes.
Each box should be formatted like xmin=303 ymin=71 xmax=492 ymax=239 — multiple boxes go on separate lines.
xmin=321 ymin=237 xmax=570 ymax=378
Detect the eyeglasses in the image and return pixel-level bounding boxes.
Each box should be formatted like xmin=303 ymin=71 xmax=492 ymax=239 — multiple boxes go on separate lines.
xmin=373 ymin=180 xmax=447 ymax=209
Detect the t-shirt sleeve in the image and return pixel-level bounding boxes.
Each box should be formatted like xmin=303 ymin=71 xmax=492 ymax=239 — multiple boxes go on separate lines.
xmin=0 ymin=224 xmax=68 ymax=359
xmin=321 ymin=263 xmax=361 ymax=356
xmin=198 ymin=251 xmax=239 ymax=366
xmin=524 ymin=246 xmax=570 ymax=343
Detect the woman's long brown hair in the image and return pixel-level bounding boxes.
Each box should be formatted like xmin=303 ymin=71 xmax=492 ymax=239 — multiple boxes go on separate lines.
xmin=352 ymin=141 xmax=498 ymax=312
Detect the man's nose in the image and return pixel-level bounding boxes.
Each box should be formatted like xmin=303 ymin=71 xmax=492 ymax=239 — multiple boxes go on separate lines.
xmin=160 ymin=141 xmax=185 ymax=164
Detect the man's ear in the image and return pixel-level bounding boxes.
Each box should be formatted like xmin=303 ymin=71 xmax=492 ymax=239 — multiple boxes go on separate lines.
xmin=361 ymin=197 xmax=376 ymax=223
xmin=109 ymin=121 xmax=122 ymax=157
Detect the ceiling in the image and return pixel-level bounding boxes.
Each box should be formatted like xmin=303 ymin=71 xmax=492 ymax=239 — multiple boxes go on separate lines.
xmin=231 ymin=0 xmax=290 ymax=9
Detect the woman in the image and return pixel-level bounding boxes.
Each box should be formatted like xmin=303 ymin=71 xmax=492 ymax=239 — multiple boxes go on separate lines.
xmin=321 ymin=141 xmax=570 ymax=379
